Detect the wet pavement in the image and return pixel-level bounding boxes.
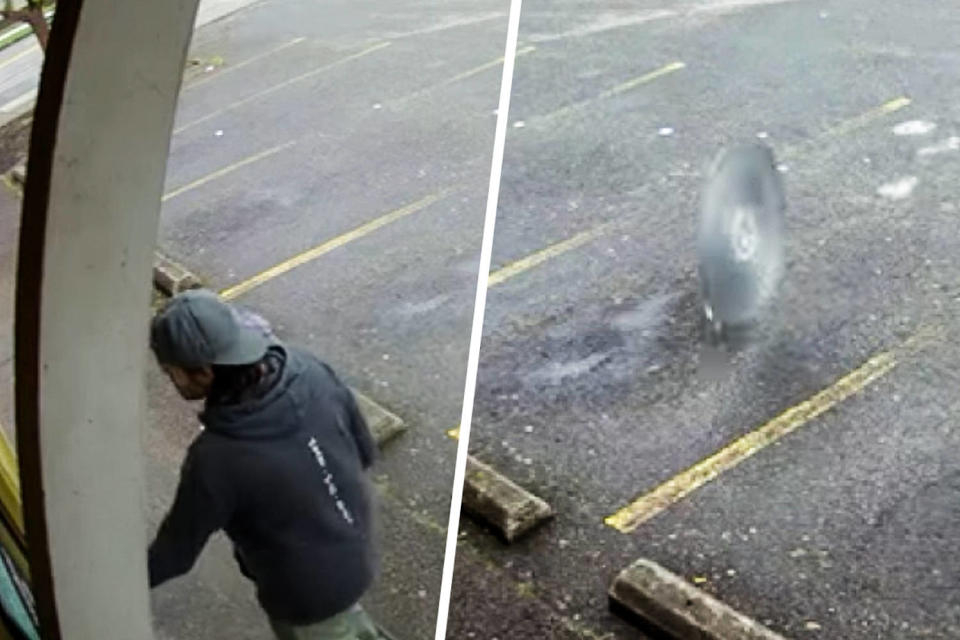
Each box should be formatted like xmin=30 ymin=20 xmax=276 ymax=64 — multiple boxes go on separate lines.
xmin=147 ymin=1 xmax=508 ymax=637
xmin=453 ymin=0 xmax=960 ymax=638
xmin=2 ymin=0 xmax=507 ymax=638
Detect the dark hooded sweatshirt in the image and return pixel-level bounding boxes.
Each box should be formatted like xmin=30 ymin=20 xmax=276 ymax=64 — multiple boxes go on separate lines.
xmin=148 ymin=345 xmax=378 ymax=625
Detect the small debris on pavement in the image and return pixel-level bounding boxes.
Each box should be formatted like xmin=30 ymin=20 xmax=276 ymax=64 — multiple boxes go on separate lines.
xmin=892 ymin=120 xmax=935 ymax=136
xmin=658 ymin=126 xmax=674 ymax=136
xmin=877 ymin=176 xmax=918 ymax=200
xmin=917 ymin=136 xmax=960 ymax=156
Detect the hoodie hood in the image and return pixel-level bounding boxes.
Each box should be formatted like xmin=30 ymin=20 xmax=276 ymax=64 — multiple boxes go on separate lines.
xmin=199 ymin=345 xmax=303 ymax=439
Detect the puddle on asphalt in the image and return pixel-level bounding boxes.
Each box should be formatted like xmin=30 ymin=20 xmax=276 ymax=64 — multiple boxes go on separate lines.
xmin=609 ymin=292 xmax=677 ymax=333
xmin=475 ymin=276 xmax=815 ymax=424
xmin=395 ymin=294 xmax=449 ymax=317
xmin=508 ymin=282 xmax=789 ymax=404
xmin=518 ymin=290 xmax=695 ymax=397
xmin=526 ymin=352 xmax=611 ymax=385
xmin=697 ymin=342 xmax=735 ymax=383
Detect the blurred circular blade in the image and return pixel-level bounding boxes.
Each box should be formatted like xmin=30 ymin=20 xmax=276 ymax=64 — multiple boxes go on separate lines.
xmin=696 ymin=143 xmax=786 ymax=339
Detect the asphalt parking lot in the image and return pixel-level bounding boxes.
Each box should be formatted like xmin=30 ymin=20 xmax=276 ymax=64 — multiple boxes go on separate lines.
xmin=452 ymin=0 xmax=960 ymax=637
xmin=2 ymin=1 xmax=509 ymax=637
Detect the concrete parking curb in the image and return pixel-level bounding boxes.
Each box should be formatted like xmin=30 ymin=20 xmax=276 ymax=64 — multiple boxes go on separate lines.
xmin=462 ymin=456 xmax=553 ymax=542
xmin=152 ymin=251 xmax=202 ymax=295
xmin=353 ymin=389 xmax=406 ymax=447
xmin=609 ymin=558 xmax=790 ymax=640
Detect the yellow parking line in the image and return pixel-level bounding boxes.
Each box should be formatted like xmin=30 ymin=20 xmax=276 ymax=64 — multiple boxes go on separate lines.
xmin=162 ymin=140 xmax=296 ymax=202
xmin=487 ymin=225 xmax=607 ymax=288
xmin=821 ymin=96 xmax=911 ymax=139
xmin=443 ymin=45 xmax=536 ymax=86
xmin=184 ymin=37 xmax=308 ymax=91
xmin=783 ymin=96 xmax=912 ymax=158
xmin=534 ymin=61 xmax=685 ymax=124
xmin=174 ymin=41 xmax=391 ymax=135
xmin=0 ymin=43 xmax=38 ymax=71
xmin=599 ymin=61 xmax=687 ymax=100
xmin=220 ymin=189 xmax=455 ymax=300
xmin=391 ymin=46 xmax=536 ymax=106
xmin=605 ymin=328 xmax=938 ymax=533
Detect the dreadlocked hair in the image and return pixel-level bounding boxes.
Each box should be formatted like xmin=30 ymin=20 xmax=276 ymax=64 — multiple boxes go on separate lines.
xmin=210 ymin=355 xmax=271 ymax=404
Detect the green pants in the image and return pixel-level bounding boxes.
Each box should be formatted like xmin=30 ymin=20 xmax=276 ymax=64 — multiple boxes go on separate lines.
xmin=269 ymin=604 xmax=381 ymax=640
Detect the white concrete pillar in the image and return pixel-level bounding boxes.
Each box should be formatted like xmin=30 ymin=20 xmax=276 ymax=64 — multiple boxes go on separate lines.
xmin=14 ymin=0 xmax=199 ymax=637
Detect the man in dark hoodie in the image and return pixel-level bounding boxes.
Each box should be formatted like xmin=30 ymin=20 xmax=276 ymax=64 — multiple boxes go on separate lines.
xmin=148 ymin=288 xmax=381 ymax=640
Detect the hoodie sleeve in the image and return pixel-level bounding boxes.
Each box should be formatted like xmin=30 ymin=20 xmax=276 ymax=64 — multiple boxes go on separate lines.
xmin=148 ymin=445 xmax=234 ymax=587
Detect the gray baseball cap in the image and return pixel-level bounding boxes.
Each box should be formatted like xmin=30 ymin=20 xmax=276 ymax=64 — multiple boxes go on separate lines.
xmin=150 ymin=289 xmax=270 ymax=367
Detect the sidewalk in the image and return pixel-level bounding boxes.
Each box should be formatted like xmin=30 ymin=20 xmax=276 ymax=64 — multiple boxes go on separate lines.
xmin=0 ymin=0 xmax=263 ymax=129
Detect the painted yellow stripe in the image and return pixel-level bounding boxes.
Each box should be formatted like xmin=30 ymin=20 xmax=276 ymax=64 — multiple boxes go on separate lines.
xmin=443 ymin=45 xmax=536 ymax=86
xmin=220 ymin=189 xmax=454 ymax=300
xmin=392 ymin=46 xmax=536 ymax=106
xmin=605 ymin=329 xmax=937 ymax=533
xmin=487 ymin=226 xmax=607 ymax=288
xmin=184 ymin=37 xmax=308 ymax=91
xmin=783 ymin=96 xmax=912 ymax=159
xmin=175 ymin=41 xmax=391 ymax=135
xmin=0 ymin=43 xmax=37 ymax=71
xmin=821 ymin=96 xmax=911 ymax=139
xmin=600 ymin=61 xmax=686 ymax=100
xmin=536 ymin=61 xmax=685 ymax=123
xmin=162 ymin=140 xmax=296 ymax=202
